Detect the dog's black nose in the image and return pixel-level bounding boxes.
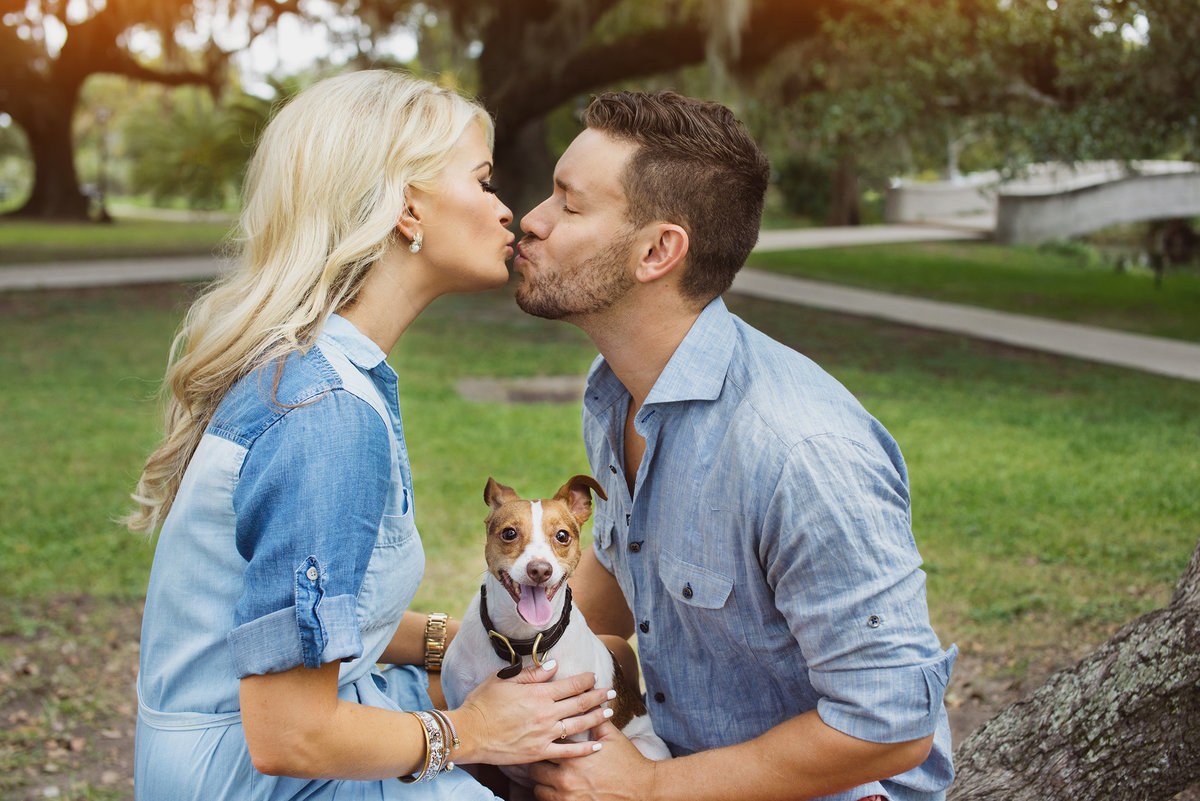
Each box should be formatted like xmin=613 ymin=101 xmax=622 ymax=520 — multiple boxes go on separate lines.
xmin=526 ymin=560 xmax=553 ymax=584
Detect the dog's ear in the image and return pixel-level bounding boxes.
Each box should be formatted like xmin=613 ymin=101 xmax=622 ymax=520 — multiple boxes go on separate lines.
xmin=484 ymin=477 xmax=520 ymax=512
xmin=554 ymin=475 xmax=608 ymax=524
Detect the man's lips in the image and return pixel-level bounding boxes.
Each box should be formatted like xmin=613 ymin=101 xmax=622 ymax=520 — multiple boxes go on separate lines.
xmin=515 ymin=239 xmax=535 ymax=265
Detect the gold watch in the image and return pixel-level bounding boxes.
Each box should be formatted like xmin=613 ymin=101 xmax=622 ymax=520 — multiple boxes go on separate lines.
xmin=424 ymin=613 xmax=449 ymax=672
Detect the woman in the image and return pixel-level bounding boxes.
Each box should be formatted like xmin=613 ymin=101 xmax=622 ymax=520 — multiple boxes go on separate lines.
xmin=126 ymin=70 xmax=612 ymax=799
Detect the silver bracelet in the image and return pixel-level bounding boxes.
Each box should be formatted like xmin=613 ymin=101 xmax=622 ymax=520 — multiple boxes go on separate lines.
xmin=430 ymin=709 xmax=461 ymax=758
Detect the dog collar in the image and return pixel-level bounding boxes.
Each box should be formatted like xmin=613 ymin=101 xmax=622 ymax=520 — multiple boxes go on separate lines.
xmin=479 ymin=583 xmax=573 ymax=679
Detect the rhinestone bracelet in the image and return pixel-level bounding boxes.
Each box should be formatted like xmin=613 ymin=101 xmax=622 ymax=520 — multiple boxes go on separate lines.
xmin=399 ymin=710 xmax=450 ymax=783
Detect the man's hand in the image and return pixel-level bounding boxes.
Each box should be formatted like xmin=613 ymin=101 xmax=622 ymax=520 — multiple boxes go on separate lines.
xmin=529 ymin=721 xmax=659 ymax=801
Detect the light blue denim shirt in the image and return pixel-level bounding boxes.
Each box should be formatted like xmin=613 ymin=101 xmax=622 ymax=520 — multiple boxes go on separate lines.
xmin=583 ymin=297 xmax=957 ymax=801
xmin=136 ymin=315 xmax=496 ymax=800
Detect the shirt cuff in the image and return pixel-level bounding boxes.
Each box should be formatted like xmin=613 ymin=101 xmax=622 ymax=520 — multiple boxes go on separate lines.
xmin=228 ymin=593 xmax=363 ymax=678
xmin=813 ymin=644 xmax=958 ymax=744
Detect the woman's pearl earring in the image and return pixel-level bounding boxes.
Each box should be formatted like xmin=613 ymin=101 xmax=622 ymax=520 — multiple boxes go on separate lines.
xmin=409 ymin=232 xmax=423 ymax=254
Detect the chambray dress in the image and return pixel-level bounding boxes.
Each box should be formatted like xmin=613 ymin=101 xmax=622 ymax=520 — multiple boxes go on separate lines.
xmin=135 ymin=315 xmax=496 ymax=800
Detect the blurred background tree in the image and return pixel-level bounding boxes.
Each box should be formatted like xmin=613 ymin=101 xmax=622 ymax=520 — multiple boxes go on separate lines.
xmin=748 ymin=0 xmax=1199 ymax=226
xmin=0 ymin=0 xmax=302 ymax=220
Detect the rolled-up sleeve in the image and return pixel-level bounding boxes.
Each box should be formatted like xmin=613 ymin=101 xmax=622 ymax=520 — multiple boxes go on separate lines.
xmin=227 ymin=389 xmax=391 ymax=677
xmin=767 ymin=432 xmax=956 ymax=744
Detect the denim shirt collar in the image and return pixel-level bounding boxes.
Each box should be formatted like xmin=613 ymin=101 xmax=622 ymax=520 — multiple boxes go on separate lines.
xmin=584 ymin=296 xmax=735 ymax=418
xmin=321 ymin=314 xmax=393 ymax=377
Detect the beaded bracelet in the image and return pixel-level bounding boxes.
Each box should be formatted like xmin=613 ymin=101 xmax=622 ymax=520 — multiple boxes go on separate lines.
xmin=399 ymin=710 xmax=450 ymax=783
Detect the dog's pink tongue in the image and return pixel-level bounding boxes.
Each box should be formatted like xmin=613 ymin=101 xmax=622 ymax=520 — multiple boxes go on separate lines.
xmin=517 ymin=585 xmax=554 ymax=627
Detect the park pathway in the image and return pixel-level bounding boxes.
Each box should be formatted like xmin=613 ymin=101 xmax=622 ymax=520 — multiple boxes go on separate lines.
xmin=2 ymin=222 xmax=1198 ymax=383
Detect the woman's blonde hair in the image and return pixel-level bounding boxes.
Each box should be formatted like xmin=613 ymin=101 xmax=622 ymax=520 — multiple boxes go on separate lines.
xmin=124 ymin=70 xmax=492 ymax=534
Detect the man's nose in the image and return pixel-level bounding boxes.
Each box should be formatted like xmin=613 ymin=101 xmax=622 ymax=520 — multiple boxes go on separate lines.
xmin=520 ymin=196 xmax=552 ymax=237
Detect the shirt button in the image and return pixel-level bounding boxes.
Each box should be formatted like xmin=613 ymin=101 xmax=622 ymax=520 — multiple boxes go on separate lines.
xmin=609 ymin=465 xmax=618 ymax=474
xmin=681 ymin=583 xmax=693 ymax=600
xmin=629 ymin=541 xmax=641 ymax=553
xmin=306 ymin=566 xmax=319 ymax=581
xmin=639 ymin=621 xmax=650 ymax=633
xmin=654 ymin=692 xmax=666 ymax=703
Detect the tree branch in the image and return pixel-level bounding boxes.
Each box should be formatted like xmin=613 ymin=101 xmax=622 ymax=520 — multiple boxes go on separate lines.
xmin=488 ymin=19 xmax=706 ymax=137
xmin=485 ymin=0 xmax=835 ymax=145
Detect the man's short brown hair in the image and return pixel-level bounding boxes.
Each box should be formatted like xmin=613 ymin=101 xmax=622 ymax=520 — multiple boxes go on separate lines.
xmin=583 ymin=91 xmax=770 ymax=304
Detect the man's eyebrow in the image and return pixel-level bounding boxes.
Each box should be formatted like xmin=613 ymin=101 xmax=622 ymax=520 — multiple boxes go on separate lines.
xmin=555 ymin=177 xmax=582 ymax=196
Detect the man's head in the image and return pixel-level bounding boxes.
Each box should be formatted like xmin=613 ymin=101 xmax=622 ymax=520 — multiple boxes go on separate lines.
xmin=514 ymin=91 xmax=769 ymax=320
xmin=583 ymin=91 xmax=770 ymax=302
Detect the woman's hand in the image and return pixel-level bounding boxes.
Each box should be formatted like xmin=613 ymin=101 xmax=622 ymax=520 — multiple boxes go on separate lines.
xmin=449 ymin=660 xmax=616 ymax=766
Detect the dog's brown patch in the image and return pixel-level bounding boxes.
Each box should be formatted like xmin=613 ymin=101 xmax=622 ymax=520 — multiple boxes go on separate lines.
xmin=607 ymin=649 xmax=647 ymax=731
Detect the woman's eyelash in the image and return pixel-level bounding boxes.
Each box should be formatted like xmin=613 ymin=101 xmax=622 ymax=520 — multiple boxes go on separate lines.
xmin=481 ymin=180 xmax=497 ymax=194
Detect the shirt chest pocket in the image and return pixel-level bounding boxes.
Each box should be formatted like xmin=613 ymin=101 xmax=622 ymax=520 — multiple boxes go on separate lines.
xmin=590 ymin=512 xmax=615 ymax=552
xmin=356 ymin=488 xmax=424 ymax=636
xmin=656 ymin=547 xmax=748 ymax=663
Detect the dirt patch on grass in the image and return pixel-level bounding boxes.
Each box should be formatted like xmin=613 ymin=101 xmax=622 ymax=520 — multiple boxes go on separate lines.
xmin=1 ymin=596 xmax=140 ymax=801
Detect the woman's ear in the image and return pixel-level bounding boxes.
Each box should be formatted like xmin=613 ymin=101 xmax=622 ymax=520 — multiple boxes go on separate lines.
xmin=634 ymin=224 xmax=689 ymax=284
xmin=395 ymin=187 xmax=428 ymax=242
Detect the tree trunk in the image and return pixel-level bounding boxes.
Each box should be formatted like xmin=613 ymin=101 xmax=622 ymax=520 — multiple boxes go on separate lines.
xmin=950 ymin=537 xmax=1200 ymax=800
xmin=827 ymin=152 xmax=860 ymax=226
xmin=493 ymin=117 xmax=557 ymax=227
xmin=7 ymin=81 xmax=91 ymax=221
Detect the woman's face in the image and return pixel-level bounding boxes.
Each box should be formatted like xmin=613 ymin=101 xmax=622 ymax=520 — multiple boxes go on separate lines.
xmin=410 ymin=123 xmax=515 ymax=294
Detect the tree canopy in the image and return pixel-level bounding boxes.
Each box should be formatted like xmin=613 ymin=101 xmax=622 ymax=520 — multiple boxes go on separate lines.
xmin=3 ymin=0 xmax=1197 ymax=220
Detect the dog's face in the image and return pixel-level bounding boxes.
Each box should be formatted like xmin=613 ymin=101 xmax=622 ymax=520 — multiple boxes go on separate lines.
xmin=483 ymin=475 xmax=607 ymax=627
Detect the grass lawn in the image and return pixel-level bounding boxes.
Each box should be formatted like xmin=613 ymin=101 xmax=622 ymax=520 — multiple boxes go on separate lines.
xmin=2 ymin=278 xmax=1195 ymax=646
xmin=0 ymin=218 xmax=233 ymax=264
xmin=747 ymin=241 xmax=1200 ymax=342
xmin=1 ymin=263 xmax=1197 ymax=797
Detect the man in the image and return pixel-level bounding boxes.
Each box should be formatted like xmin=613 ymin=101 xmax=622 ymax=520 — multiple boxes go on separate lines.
xmin=512 ymin=91 xmax=956 ymax=801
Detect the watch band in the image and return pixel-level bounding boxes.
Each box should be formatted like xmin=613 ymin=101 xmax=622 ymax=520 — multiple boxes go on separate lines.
xmin=424 ymin=612 xmax=449 ymax=672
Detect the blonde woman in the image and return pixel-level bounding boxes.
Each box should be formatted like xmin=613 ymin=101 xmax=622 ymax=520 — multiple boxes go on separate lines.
xmin=127 ymin=71 xmax=613 ymax=800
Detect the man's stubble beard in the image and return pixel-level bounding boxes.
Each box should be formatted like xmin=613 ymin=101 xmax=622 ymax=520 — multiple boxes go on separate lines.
xmin=514 ymin=231 xmax=638 ymax=321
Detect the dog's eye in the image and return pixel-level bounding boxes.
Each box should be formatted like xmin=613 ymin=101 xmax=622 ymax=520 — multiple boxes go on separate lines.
xmin=555 ymin=530 xmax=571 ymax=545
xmin=500 ymin=527 xmax=518 ymax=542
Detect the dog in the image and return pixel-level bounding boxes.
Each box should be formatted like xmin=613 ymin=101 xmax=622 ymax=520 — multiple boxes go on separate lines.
xmin=441 ymin=474 xmax=671 ymax=790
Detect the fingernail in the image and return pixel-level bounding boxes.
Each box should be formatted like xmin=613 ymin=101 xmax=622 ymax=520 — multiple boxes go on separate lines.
xmin=606 ymin=689 xmax=617 ymax=700
xmin=542 ymin=660 xmax=557 ymax=671
xmin=592 ymin=743 xmax=603 ymax=752
xmin=603 ymin=708 xmax=614 ymax=718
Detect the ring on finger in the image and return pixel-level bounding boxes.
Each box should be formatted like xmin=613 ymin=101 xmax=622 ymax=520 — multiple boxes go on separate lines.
xmin=557 ymin=720 xmax=568 ymax=740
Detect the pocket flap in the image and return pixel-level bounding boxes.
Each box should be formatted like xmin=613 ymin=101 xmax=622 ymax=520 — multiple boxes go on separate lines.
xmin=658 ymin=547 xmax=733 ymax=609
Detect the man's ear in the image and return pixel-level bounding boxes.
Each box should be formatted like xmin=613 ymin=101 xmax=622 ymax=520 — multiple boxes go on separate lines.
xmin=633 ymin=223 xmax=689 ymax=284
